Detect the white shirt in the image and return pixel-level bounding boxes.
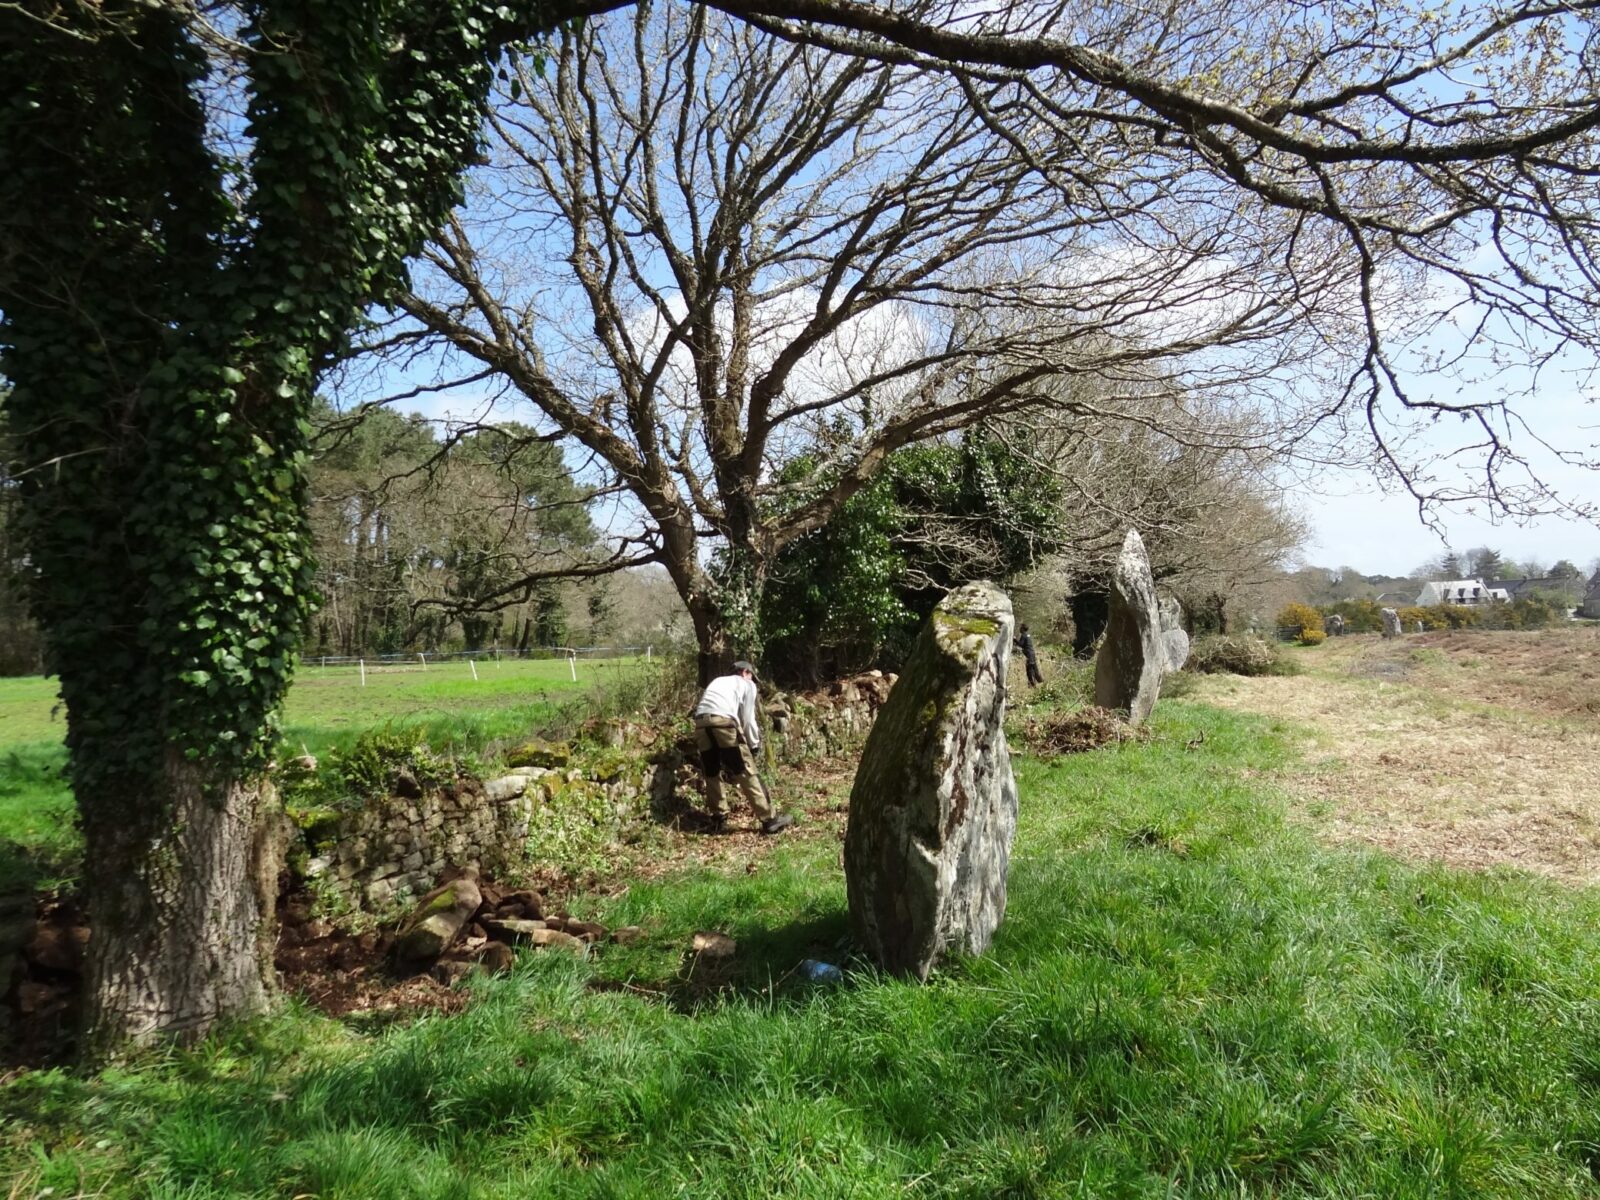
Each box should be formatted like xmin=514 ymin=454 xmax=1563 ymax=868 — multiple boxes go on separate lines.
xmin=693 ymin=674 xmax=761 ymax=750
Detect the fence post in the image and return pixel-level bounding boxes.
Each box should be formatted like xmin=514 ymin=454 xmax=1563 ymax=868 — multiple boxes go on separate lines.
xmin=419 ymin=653 xmax=427 ymax=670
xmin=469 ymin=658 xmax=479 ymax=681
xmin=568 ymin=650 xmax=577 ymax=682
xmin=359 ymin=658 xmax=366 ymax=687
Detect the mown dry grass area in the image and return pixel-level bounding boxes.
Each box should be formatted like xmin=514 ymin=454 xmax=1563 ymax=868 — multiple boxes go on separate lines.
xmin=1192 ymin=626 xmax=1600 ymax=883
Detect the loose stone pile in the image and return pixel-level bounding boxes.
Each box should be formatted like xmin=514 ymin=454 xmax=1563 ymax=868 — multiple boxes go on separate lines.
xmin=388 ymin=867 xmax=641 ymax=983
xmin=3 ymin=896 xmax=84 ymax=1053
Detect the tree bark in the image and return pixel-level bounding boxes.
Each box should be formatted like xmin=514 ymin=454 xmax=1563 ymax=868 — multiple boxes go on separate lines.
xmin=80 ymin=751 xmax=288 ymax=1059
xmin=691 ymin=598 xmax=734 ymax=686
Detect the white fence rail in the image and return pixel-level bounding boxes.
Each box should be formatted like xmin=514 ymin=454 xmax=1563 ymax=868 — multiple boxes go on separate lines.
xmin=297 ymin=645 xmax=655 ymax=686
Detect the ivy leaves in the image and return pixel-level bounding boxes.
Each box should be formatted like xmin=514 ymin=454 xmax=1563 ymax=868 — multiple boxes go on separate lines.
xmin=0 ymin=0 xmax=556 ymax=800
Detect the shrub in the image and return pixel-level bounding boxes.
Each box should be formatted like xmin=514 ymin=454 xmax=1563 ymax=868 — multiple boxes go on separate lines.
xmin=1321 ymin=598 xmax=1382 ymax=633
xmin=758 ymin=432 xmax=1064 ymax=683
xmin=1298 ymin=629 xmax=1327 ymax=646
xmin=1275 ymin=603 xmax=1324 ymax=639
xmin=282 ymin=725 xmax=461 ymax=818
xmin=1478 ymin=594 xmax=1567 ymax=630
xmin=1398 ymin=604 xmax=1477 ymax=631
xmin=327 ymin=726 xmax=457 ymax=801
xmin=1191 ymin=634 xmax=1280 ymax=676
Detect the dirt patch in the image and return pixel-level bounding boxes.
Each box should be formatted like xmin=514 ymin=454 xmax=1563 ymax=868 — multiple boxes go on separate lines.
xmin=273 ymin=919 xmax=474 ymax=1023
xmin=1194 ymin=629 xmax=1600 ymax=883
xmin=591 ymin=752 xmax=857 ymax=889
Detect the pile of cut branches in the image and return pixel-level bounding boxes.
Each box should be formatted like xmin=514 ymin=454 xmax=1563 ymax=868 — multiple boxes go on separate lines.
xmin=1020 ymin=706 xmax=1144 ymax=756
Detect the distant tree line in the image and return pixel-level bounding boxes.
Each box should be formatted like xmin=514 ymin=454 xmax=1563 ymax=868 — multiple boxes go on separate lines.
xmin=0 ymin=401 xmax=632 ymax=677
xmin=304 ymin=403 xmax=614 ymax=657
xmin=1412 ymin=548 xmax=1588 ymax=587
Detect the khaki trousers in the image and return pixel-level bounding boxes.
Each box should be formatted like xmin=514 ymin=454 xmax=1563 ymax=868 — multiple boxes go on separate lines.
xmin=692 ymin=714 xmax=773 ymax=819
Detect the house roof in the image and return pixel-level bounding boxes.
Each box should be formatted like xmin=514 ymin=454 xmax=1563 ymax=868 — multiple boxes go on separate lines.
xmin=1415 ymin=578 xmax=1509 ymax=605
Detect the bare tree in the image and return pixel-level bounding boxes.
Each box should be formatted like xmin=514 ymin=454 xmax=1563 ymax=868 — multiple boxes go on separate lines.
xmin=998 ymin=390 xmax=1308 ymax=642
xmin=383 ymin=0 xmax=1398 ymax=674
xmin=720 ymin=0 xmax=1600 ymax=514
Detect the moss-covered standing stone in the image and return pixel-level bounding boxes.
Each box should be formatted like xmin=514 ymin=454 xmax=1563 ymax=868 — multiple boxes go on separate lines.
xmin=1094 ymin=529 xmax=1164 ymax=727
xmin=843 ymin=582 xmax=1018 ymax=980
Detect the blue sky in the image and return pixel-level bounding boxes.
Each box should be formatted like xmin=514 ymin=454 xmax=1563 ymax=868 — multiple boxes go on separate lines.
xmin=360 ymin=12 xmax=1600 ymax=585
xmin=1293 ymin=385 xmax=1599 ymax=576
xmin=1297 ymin=479 xmax=1600 ymax=577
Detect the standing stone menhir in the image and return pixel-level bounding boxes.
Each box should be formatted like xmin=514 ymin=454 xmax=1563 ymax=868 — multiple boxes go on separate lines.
xmin=843 ymin=582 xmax=1019 ymax=981
xmin=1157 ymin=594 xmax=1190 ymax=675
xmin=1095 ymin=529 xmax=1164 ymax=726
xmin=1381 ymin=607 xmax=1402 ymax=638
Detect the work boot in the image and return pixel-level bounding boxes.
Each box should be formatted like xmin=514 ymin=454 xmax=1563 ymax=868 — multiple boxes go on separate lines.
xmin=705 ymin=813 xmax=728 ymax=835
xmin=759 ymin=814 xmax=795 ymax=836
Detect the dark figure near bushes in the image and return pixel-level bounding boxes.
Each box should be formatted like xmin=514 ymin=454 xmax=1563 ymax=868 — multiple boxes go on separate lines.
xmin=1016 ymin=625 xmax=1044 ymax=687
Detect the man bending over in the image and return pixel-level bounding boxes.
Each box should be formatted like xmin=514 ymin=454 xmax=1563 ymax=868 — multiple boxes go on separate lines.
xmin=691 ymin=660 xmax=793 ymax=835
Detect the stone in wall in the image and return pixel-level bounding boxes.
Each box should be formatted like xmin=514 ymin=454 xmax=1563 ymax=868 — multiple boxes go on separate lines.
xmin=768 ymin=671 xmax=898 ymax=762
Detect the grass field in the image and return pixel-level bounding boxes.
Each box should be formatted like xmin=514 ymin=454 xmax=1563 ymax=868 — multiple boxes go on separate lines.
xmin=0 ymin=656 xmax=641 ymax=884
xmin=1194 ymin=627 xmax=1600 ymax=883
xmin=9 ymin=632 xmax=1600 ymax=1197
xmin=8 ymin=694 xmax=1600 ymax=1197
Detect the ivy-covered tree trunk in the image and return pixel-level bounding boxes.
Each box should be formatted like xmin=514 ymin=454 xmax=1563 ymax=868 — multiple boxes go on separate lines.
xmin=0 ymin=0 xmax=530 ymax=1056
xmin=686 ymin=548 xmax=768 ymax=685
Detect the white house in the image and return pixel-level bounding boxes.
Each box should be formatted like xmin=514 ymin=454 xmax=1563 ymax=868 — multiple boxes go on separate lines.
xmin=1415 ymin=578 xmax=1510 ymax=607
xmin=1581 ymin=570 xmax=1600 ymax=619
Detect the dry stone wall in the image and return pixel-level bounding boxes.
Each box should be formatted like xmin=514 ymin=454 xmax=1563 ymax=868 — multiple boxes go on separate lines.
xmin=299 ymin=764 xmax=651 ymax=913
xmin=767 ymin=671 xmax=898 ymax=761
xmin=294 ymin=676 xmax=896 ymax=915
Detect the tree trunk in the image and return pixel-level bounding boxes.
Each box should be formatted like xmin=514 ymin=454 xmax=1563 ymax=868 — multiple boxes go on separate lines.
xmin=80 ymin=751 xmax=287 ymax=1059
xmin=692 ymin=599 xmax=734 ymax=686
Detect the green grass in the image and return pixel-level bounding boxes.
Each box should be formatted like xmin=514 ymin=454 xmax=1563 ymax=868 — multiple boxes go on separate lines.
xmin=0 ymin=657 xmax=642 ymax=885
xmin=7 ymin=700 xmax=1600 ymax=1197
